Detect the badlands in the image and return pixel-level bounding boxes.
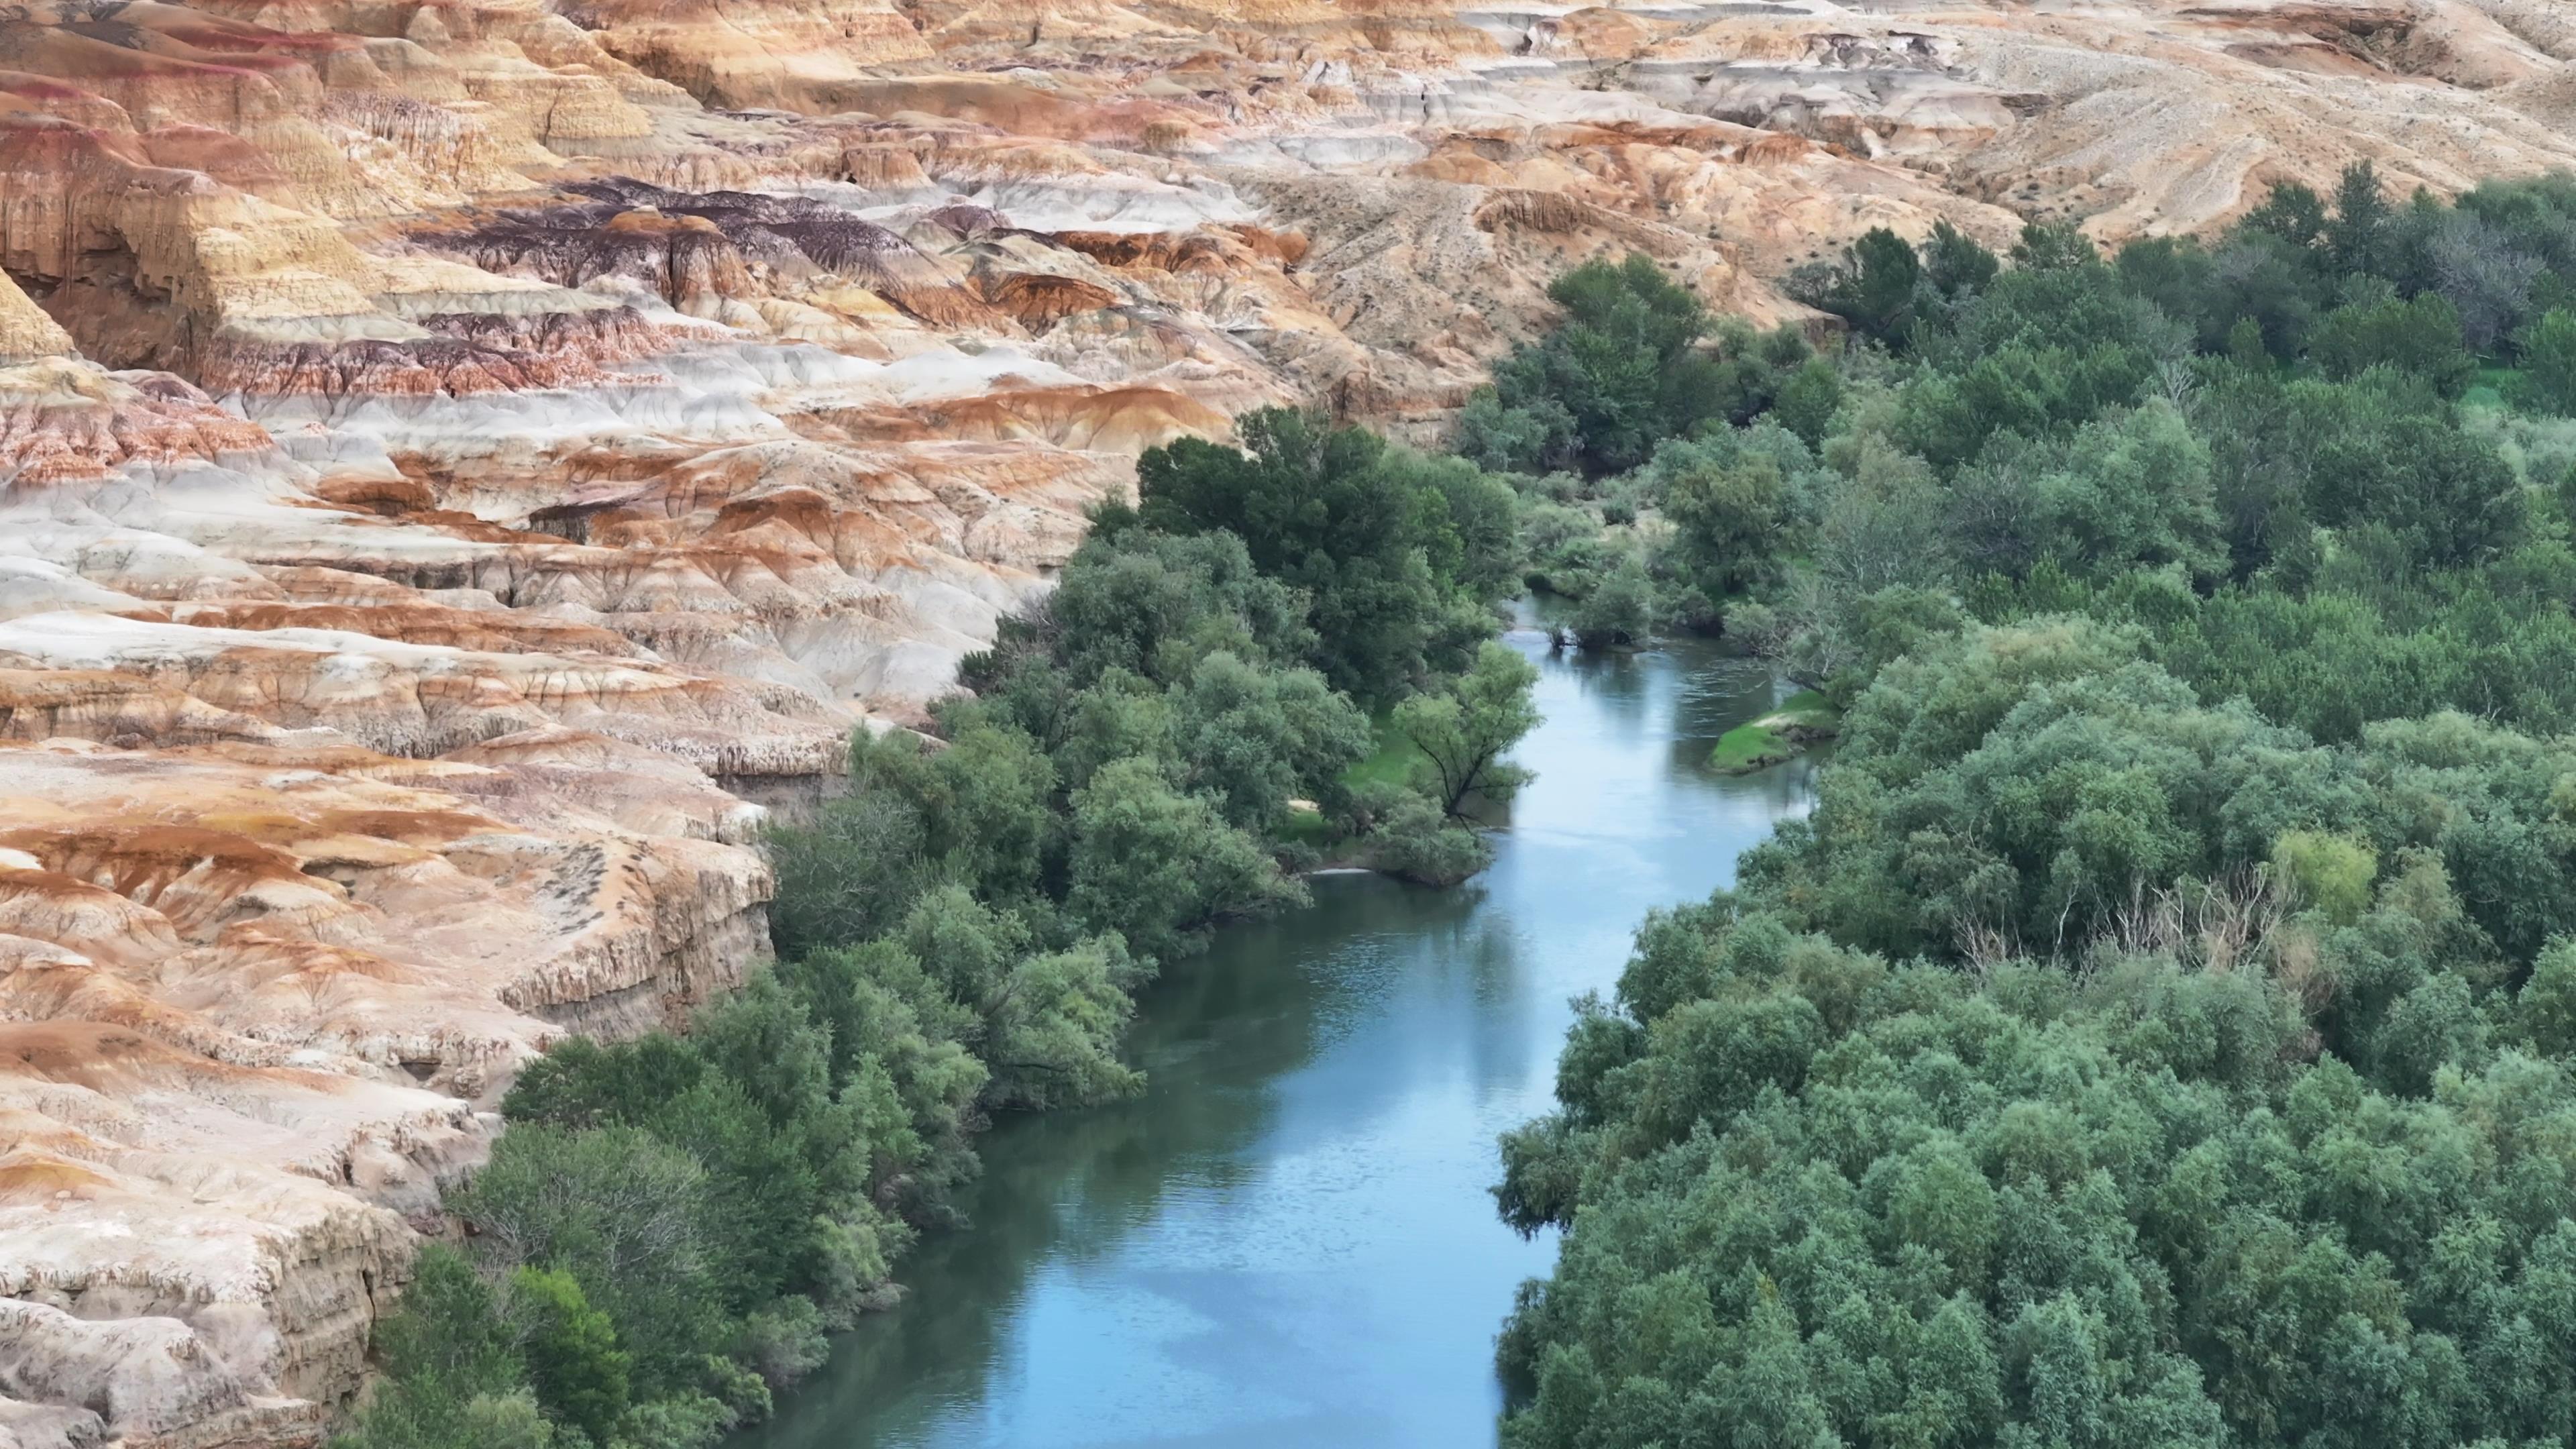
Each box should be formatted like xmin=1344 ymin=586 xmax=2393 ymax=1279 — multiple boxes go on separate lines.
xmin=0 ymin=0 xmax=2571 ymax=1442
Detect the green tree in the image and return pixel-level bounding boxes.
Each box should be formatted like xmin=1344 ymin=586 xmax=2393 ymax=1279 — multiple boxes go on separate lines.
xmin=2510 ymin=308 xmax=2576 ymax=415
xmin=2326 ymin=160 xmax=2393 ymax=276
xmin=1067 ymin=756 xmax=1303 ymax=962
xmin=1769 ymin=356 xmax=1845 ymax=447
xmin=1484 ymin=252 xmax=1726 ymax=473
xmin=1356 ymin=784 xmax=1494 ymax=885
xmin=451 ymin=1124 xmax=725 ymax=1391
xmin=1136 ymin=410 xmax=1490 ymax=700
xmin=1925 ymin=219 xmax=2002 ymax=298
xmin=1172 ymin=649 xmax=1372 ymax=828
xmin=2009 ymin=219 xmax=2100 ymax=272
xmin=1015 ymin=523 xmax=1316 ymax=690
xmin=2270 ymin=829 xmax=2377 ymax=924
xmin=1663 ymin=450 xmax=1794 ymax=600
xmin=505 ymin=1269 xmax=630 ymax=1444
xmin=2245 ymin=180 xmax=2330 ymax=250
xmin=2307 ymin=292 xmax=2475 ymax=395
xmin=763 ymin=787 xmax=932 ymax=960
xmin=1790 ymin=226 xmax=1923 ymax=345
xmin=1942 ymin=403 xmax=2223 ymax=584
xmin=1571 ymin=559 xmax=1655 ymax=649
xmin=731 ymin=1297 xmax=830 ymax=1391
xmin=1729 ymin=1290 xmax=1834 ymax=1449
xmin=2517 ymin=938 xmax=2576 ymax=1054
xmin=375 ymin=1245 xmax=520 ymax=1395
xmin=1394 ymin=641 xmax=1541 ymax=816
xmin=982 ymin=936 xmax=1146 ymax=1108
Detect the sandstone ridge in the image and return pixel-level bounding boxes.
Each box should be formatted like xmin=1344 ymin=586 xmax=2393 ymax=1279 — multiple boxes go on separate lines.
xmin=0 ymin=0 xmax=2569 ymax=1441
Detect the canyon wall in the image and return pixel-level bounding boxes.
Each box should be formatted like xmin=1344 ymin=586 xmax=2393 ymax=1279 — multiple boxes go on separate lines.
xmin=0 ymin=0 xmax=2570 ymax=1442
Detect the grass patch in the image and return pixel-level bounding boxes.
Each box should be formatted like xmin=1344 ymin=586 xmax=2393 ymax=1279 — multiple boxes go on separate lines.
xmin=2465 ymin=367 xmax=2522 ymax=411
xmin=1342 ymin=716 xmax=1426 ymax=792
xmin=1710 ymin=690 xmax=1843 ymax=775
xmin=1711 ymin=721 xmax=1796 ymax=773
xmin=1276 ymin=802 xmax=1338 ymax=849
xmin=1773 ymin=690 xmax=1837 ymax=731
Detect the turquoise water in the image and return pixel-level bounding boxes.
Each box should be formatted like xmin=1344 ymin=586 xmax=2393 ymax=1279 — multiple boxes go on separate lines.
xmin=733 ymin=626 xmax=1816 ymax=1449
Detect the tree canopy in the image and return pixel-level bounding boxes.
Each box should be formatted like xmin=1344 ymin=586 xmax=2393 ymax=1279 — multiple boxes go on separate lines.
xmin=1491 ymin=168 xmax=2576 ymax=1449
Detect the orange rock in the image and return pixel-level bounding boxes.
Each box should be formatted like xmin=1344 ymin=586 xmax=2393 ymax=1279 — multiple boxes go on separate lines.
xmin=0 ymin=0 xmax=2573 ymax=1436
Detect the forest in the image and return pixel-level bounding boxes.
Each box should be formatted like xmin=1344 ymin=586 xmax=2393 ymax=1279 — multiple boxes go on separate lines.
xmin=332 ymin=397 xmax=1540 ymax=1447
xmin=1487 ymin=170 xmax=2576 ymax=1448
xmin=335 ymin=160 xmax=2576 ymax=1449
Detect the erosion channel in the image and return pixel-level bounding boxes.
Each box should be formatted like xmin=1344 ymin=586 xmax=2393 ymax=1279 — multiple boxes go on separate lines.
xmin=735 ymin=619 xmax=1820 ymax=1449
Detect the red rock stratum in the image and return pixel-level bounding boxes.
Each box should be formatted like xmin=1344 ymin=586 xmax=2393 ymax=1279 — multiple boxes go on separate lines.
xmin=0 ymin=0 xmax=2569 ymax=1440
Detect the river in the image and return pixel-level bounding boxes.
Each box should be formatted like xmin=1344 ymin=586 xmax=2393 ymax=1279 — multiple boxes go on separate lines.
xmin=734 ymin=622 xmax=1820 ymax=1449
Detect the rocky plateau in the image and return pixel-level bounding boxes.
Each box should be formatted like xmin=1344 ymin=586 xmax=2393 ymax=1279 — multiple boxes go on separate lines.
xmin=0 ymin=0 xmax=2569 ymax=1442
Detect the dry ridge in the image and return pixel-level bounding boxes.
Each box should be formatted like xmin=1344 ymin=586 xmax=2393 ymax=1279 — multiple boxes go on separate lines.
xmin=0 ymin=0 xmax=2568 ymax=1442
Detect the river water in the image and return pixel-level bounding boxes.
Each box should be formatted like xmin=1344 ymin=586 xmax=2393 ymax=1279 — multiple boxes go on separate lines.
xmin=735 ymin=624 xmax=1819 ymax=1449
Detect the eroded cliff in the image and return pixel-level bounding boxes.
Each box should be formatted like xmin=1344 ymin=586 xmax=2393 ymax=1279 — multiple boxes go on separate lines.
xmin=0 ymin=0 xmax=2570 ymax=1441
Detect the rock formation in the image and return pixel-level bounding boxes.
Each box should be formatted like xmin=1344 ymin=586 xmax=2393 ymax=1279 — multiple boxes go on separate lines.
xmin=0 ymin=0 xmax=2567 ymax=1440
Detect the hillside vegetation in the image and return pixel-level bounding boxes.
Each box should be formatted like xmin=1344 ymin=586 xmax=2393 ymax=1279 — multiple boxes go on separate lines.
xmin=335 ymin=413 xmax=1540 ymax=1449
xmin=1490 ymin=170 xmax=2576 ymax=1449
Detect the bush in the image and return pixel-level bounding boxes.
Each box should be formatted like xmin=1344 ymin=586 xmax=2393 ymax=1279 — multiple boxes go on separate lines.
xmin=732 ymin=1298 xmax=830 ymax=1391
xmin=1069 ymin=757 xmax=1305 ymax=962
xmin=2513 ymin=308 xmax=2576 ymax=415
xmin=1357 ymin=787 xmax=1493 ymax=885
xmin=2270 ymin=828 xmax=2377 ymax=924
xmin=2308 ymin=290 xmax=2475 ymax=394
xmin=1570 ymin=561 xmax=1654 ymax=649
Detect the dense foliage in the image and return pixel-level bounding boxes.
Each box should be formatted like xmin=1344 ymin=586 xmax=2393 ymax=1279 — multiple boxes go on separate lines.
xmin=1493 ymin=169 xmax=2576 ymax=1448
xmin=343 ymin=410 xmax=1541 ymax=1449
xmin=1496 ymin=895 xmax=2576 ymax=1449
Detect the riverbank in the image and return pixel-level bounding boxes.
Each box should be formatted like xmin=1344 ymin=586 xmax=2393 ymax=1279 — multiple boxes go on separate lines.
xmin=731 ymin=627 xmax=1817 ymax=1448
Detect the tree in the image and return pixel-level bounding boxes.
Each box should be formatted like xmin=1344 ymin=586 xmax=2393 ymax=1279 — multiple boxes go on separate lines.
xmin=2270 ymin=829 xmax=2376 ymax=924
xmin=1172 ymin=649 xmax=1371 ymax=828
xmin=1728 ymin=1290 xmax=1835 ymax=1449
xmin=1356 ymin=785 xmax=1494 ymax=885
xmin=731 ymin=1297 xmax=830 ymax=1391
xmin=1941 ymin=402 xmax=2224 ymax=584
xmin=2294 ymin=380 xmax=2524 ymax=568
xmin=2245 ymin=180 xmax=2330 ymax=250
xmin=1924 ymin=219 xmax=2001 ymax=298
xmin=374 ymin=1245 xmax=520 ymax=1395
xmin=451 ymin=1124 xmax=725 ymax=1390
xmin=2326 ymin=160 xmax=2392 ymax=277
xmin=1067 ymin=756 xmax=1303 ymax=962
xmin=1450 ymin=386 xmax=1576 ymax=474
xmin=2510 ymin=308 xmax=2576 ymax=415
xmin=1662 ymin=449 xmax=1793 ymax=600
xmin=1136 ymin=409 xmax=1493 ymax=701
xmin=2009 ymin=219 xmax=2100 ymax=272
xmin=981 ymin=936 xmax=1146 ymax=1109
xmin=1770 ymin=356 xmax=1844 ymax=447
xmin=1570 ymin=559 xmax=1656 ymax=650
xmin=1483 ymin=252 xmax=1727 ymax=474
xmin=1394 ymin=641 xmax=1540 ymax=816
xmin=2306 ymin=292 xmax=2475 ymax=396
xmin=1024 ymin=523 xmax=1316 ymax=690
xmin=505 ymin=1269 xmax=630 ymax=1445
xmin=2430 ymin=209 xmax=2544 ymax=352
xmin=763 ymin=787 xmax=932 ymax=960
xmin=1789 ymin=226 xmax=1923 ymax=345
xmin=2518 ymin=938 xmax=2576 ymax=1054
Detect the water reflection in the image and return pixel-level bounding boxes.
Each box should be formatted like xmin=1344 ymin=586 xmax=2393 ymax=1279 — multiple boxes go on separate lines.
xmin=734 ymin=630 xmax=1816 ymax=1449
